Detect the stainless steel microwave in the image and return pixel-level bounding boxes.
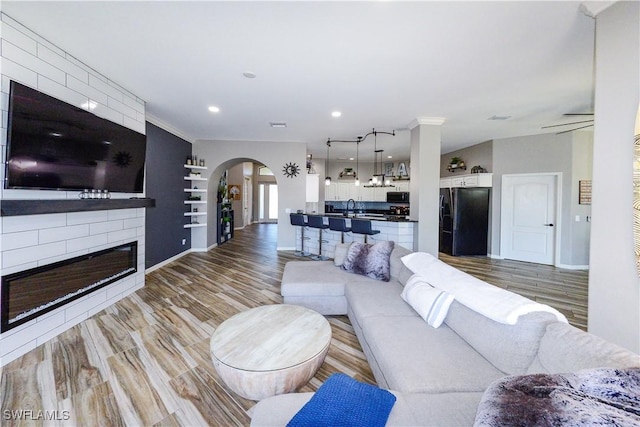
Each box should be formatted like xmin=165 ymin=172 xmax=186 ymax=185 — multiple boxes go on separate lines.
xmin=386 ymin=192 xmax=409 ymax=203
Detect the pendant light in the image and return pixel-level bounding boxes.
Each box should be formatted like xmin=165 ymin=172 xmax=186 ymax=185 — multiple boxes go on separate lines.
xmin=325 ymin=128 xmax=395 ymax=188
xmin=371 ymin=130 xmax=384 ymax=186
xmin=325 ymin=140 xmax=332 ymax=186
xmin=354 ymin=138 xmax=360 ymax=186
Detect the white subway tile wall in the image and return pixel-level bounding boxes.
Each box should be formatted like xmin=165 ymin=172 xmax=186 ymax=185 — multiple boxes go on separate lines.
xmin=0 ymin=14 xmax=148 ymax=366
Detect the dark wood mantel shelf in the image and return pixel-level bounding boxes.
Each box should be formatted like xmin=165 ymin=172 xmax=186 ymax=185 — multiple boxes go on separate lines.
xmin=0 ymin=198 xmax=156 ymax=216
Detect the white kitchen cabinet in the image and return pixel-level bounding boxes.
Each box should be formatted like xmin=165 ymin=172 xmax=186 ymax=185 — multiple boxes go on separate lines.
xmin=325 ymin=182 xmax=338 ymax=200
xmin=337 ymin=183 xmax=351 ymax=200
xmin=439 ymin=178 xmax=452 ymax=188
xmin=443 ymin=173 xmax=492 ymax=188
xmin=358 ymin=185 xmax=375 ymax=201
xmin=348 ymin=184 xmax=362 ymax=200
xmin=394 ymin=181 xmax=410 ymax=192
xmin=374 ymin=187 xmax=388 ymax=201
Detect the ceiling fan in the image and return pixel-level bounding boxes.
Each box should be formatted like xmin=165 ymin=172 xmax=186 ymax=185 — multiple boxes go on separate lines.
xmin=542 ymin=113 xmax=594 ymax=135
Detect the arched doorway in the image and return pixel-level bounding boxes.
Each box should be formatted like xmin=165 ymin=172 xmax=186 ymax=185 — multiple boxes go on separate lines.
xmin=191 ymin=139 xmax=307 ymax=251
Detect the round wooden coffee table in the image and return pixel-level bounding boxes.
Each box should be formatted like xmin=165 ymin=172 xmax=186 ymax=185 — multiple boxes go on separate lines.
xmin=210 ymin=304 xmax=332 ymax=400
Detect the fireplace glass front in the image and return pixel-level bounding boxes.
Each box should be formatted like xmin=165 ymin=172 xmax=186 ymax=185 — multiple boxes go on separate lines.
xmin=1 ymin=242 xmax=137 ymax=332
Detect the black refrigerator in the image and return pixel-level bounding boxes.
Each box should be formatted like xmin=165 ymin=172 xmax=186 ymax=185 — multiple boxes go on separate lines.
xmin=439 ymin=187 xmax=490 ymax=256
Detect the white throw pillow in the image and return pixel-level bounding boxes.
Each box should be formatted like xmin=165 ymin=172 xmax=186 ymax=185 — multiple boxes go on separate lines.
xmin=401 ymin=252 xmax=440 ymax=277
xmin=401 ymin=274 xmax=454 ymax=328
xmin=333 ymin=242 xmax=352 ymax=266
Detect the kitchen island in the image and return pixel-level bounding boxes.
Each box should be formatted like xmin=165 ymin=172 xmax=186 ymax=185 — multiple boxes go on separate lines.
xmin=294 ymin=213 xmax=416 ymax=259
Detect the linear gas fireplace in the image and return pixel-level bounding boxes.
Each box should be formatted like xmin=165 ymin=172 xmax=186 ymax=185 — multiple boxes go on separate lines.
xmin=1 ymin=242 xmax=137 ymax=332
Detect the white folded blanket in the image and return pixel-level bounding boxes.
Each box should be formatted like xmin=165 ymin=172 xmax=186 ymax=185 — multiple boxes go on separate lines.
xmin=401 ymin=252 xmax=568 ymax=325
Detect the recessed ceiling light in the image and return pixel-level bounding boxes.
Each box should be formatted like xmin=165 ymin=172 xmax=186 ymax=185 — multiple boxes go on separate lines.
xmin=208 ymin=106 xmax=220 ymax=113
xmin=270 ymin=122 xmax=287 ymax=128
xmin=331 ymin=111 xmax=342 ymax=118
xmin=387 ymin=155 xmax=393 ymax=159
xmin=488 ymin=115 xmax=511 ymax=120
xmin=349 ymin=157 xmax=354 ymax=161
xmin=243 ymin=71 xmax=257 ymax=79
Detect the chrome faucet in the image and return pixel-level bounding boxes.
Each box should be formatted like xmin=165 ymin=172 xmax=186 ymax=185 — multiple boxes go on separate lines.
xmin=345 ymin=199 xmax=356 ymax=217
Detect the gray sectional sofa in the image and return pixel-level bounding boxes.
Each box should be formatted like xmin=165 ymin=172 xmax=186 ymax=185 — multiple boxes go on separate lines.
xmin=250 ymin=244 xmax=640 ymax=426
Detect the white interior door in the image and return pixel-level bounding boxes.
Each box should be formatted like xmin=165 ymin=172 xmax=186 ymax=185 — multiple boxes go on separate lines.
xmin=258 ymin=183 xmax=278 ymax=223
xmin=501 ymin=174 xmax=558 ymax=265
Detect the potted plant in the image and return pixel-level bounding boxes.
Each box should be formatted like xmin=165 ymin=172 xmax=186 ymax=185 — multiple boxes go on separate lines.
xmin=449 ymin=157 xmax=462 ymax=168
xmin=217 ymin=184 xmax=227 ymax=203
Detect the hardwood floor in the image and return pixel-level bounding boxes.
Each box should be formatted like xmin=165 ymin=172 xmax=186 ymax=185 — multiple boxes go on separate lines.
xmin=0 ymin=224 xmax=588 ymax=426
xmin=439 ymin=253 xmax=588 ymax=331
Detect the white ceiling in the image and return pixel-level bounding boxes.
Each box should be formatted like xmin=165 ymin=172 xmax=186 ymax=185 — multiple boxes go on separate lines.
xmin=1 ymin=1 xmax=596 ymax=162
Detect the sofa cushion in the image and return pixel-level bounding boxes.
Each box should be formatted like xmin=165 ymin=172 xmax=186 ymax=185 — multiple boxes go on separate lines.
xmin=250 ymin=390 xmax=484 ymax=427
xmin=342 ymin=241 xmax=395 ymax=281
xmin=360 ymin=316 xmax=505 ymax=393
xmin=346 ymin=280 xmax=417 ymax=319
xmin=250 ymin=391 xmax=421 ymax=427
xmin=282 ymin=295 xmax=348 ymax=316
xmin=389 ymin=245 xmax=413 ymax=282
xmin=445 ymin=301 xmax=556 ymax=375
xmin=401 ymin=275 xmax=454 ymax=328
xmin=402 ymin=392 xmax=484 ymax=427
xmin=281 ymin=261 xmax=348 ymax=297
xmin=527 ymin=322 xmax=640 ymax=374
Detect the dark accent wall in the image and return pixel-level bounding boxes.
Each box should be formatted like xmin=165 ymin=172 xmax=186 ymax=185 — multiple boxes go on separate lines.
xmin=145 ymin=122 xmax=192 ymax=268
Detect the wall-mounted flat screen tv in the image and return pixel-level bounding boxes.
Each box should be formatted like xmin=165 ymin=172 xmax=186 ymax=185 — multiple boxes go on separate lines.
xmin=5 ymin=81 xmax=146 ymax=193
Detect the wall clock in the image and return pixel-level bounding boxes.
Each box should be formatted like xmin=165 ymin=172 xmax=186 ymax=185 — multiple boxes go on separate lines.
xmin=283 ymin=162 xmax=300 ymax=178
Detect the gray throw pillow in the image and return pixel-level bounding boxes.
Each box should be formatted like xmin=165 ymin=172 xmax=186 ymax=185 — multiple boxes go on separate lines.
xmin=342 ymin=241 xmax=395 ymax=281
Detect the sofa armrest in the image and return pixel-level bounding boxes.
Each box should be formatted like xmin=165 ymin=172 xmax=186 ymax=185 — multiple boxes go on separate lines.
xmin=526 ymin=322 xmax=640 ymax=374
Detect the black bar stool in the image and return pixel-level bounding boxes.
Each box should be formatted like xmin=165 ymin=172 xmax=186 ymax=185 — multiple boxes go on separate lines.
xmin=328 ymin=217 xmax=352 ymax=244
xmin=290 ymin=213 xmax=310 ymax=256
xmin=350 ymin=219 xmax=380 ymax=244
xmin=307 ymin=215 xmax=330 ymax=260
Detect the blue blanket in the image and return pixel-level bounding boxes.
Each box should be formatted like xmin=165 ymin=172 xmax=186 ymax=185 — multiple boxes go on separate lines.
xmin=287 ymin=373 xmax=396 ymax=427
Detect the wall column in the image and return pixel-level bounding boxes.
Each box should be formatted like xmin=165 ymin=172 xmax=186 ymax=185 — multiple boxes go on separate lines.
xmin=409 ymin=117 xmax=445 ymax=254
xmin=588 ymin=1 xmax=639 ymax=352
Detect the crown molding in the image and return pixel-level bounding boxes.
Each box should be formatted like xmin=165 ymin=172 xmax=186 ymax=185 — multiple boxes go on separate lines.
xmin=145 ymin=113 xmax=196 ymax=143
xmin=579 ymin=1 xmax=617 ymax=18
xmin=407 ymin=117 xmax=446 ymax=130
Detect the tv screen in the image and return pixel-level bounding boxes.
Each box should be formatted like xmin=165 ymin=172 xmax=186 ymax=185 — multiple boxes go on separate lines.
xmin=5 ymin=81 xmax=146 ymax=193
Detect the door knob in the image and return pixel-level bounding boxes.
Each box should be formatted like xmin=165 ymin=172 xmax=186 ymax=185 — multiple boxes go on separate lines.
xmin=544 ymin=223 xmax=554 ymax=227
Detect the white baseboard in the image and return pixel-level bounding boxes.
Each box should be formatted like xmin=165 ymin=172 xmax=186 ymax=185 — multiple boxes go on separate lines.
xmin=146 ymin=243 xmax=221 ymax=272
xmin=487 ymin=254 xmax=588 ymax=270
xmin=277 ymin=246 xmax=296 ymax=251
xmin=145 ymin=249 xmax=191 ymax=273
xmin=557 ymin=263 xmax=589 ymax=270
